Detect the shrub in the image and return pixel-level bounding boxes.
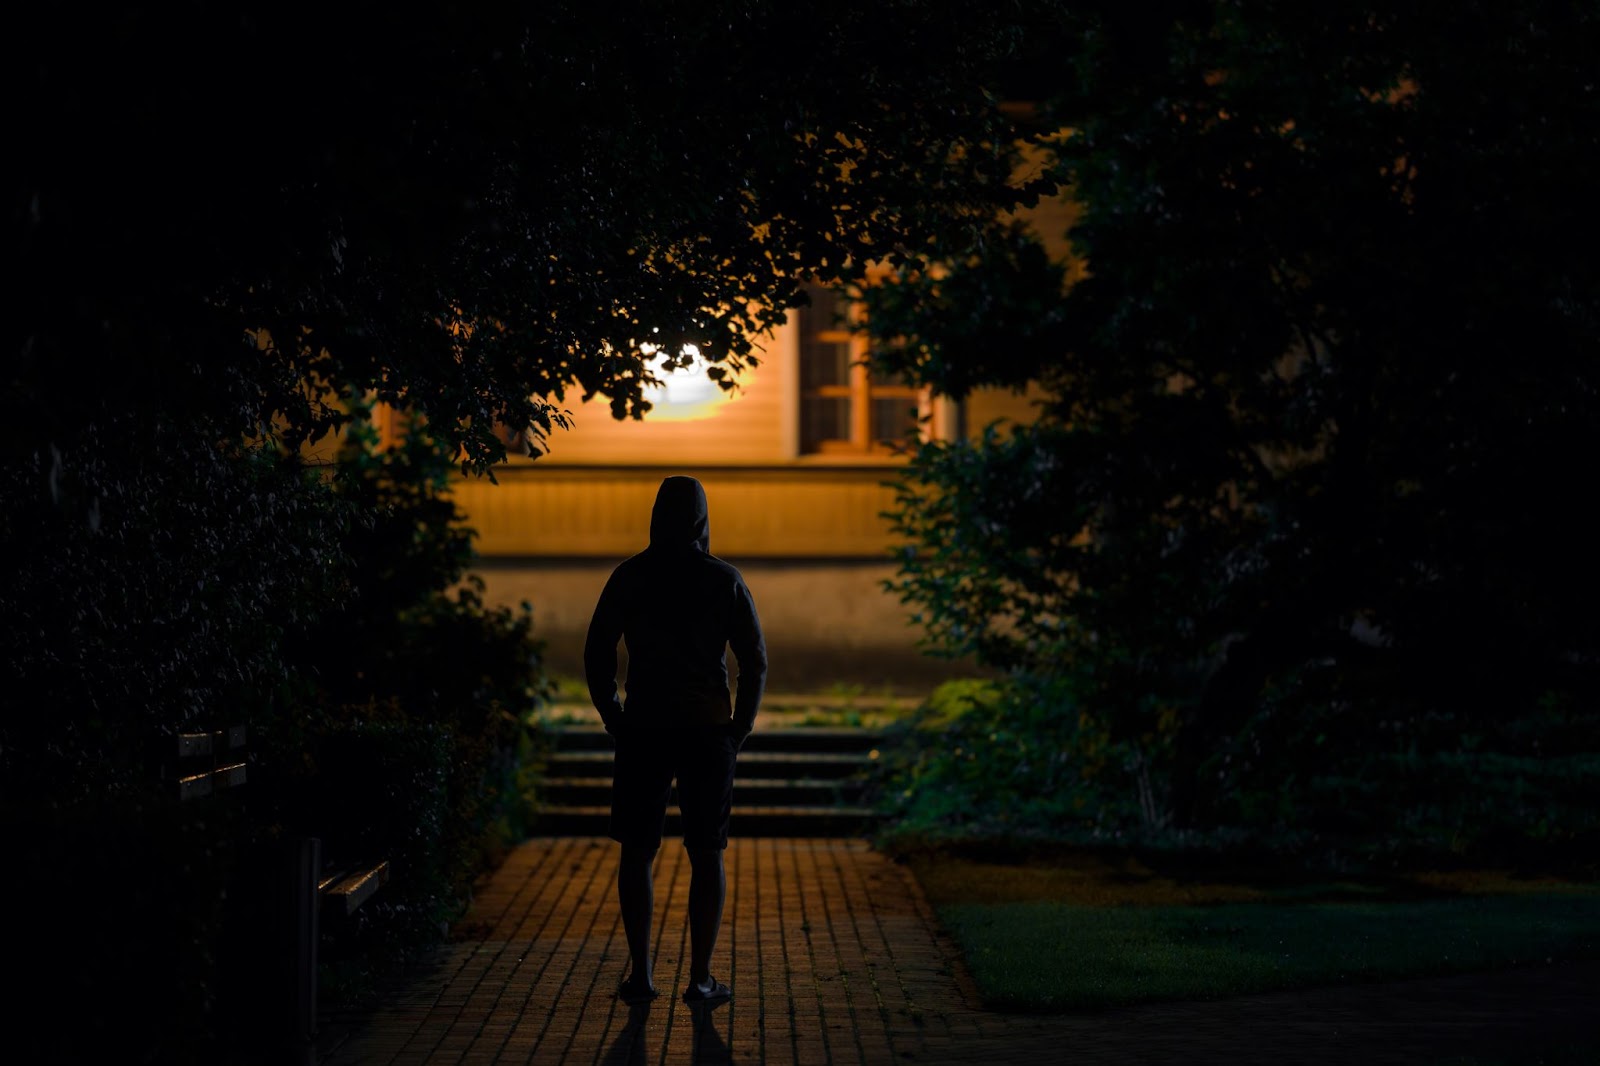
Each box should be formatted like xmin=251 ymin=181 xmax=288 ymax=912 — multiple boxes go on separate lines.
xmin=272 ymin=414 xmax=554 ymax=984
xmin=872 ymin=676 xmax=1146 ymax=845
xmin=3 ymin=410 xmax=553 ymax=1060
xmin=874 ymin=677 xmax=1600 ymax=874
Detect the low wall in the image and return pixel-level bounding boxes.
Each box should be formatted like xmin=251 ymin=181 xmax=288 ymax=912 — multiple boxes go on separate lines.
xmin=471 ymin=558 xmax=981 ymax=695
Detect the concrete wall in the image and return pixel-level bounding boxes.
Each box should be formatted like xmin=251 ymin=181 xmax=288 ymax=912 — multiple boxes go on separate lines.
xmin=472 ymin=558 xmax=983 ymax=695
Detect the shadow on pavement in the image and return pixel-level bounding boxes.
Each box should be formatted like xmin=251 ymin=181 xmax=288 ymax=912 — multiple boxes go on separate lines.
xmin=690 ymin=1000 xmax=732 ymax=1064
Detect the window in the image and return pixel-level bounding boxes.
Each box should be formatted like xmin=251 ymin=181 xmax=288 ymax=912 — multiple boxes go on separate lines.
xmin=798 ymin=284 xmax=926 ymax=454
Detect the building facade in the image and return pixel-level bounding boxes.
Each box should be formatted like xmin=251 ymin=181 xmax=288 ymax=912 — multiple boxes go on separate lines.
xmin=451 ymin=286 xmax=1040 ymax=694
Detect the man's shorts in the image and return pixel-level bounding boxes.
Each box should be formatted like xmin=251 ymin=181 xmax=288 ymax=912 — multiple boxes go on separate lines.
xmin=609 ymin=724 xmax=739 ymax=851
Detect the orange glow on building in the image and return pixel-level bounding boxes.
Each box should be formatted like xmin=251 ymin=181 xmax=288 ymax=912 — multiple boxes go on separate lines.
xmin=639 ymin=345 xmax=734 ymax=422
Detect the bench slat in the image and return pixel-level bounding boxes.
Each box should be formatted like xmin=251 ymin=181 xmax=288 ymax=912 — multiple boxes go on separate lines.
xmin=214 ymin=761 xmax=247 ymax=789
xmin=177 ymin=732 xmax=214 ymax=758
xmin=177 ymin=762 xmax=248 ymax=801
xmin=173 ymin=724 xmax=248 ymax=799
xmin=178 ymin=771 xmax=213 ymax=801
xmin=320 ymin=861 xmax=391 ymax=917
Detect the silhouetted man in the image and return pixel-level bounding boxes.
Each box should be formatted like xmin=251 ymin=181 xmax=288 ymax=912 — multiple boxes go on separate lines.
xmin=585 ymin=475 xmax=767 ymax=1007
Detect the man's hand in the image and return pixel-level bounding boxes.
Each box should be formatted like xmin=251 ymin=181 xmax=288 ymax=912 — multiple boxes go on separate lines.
xmin=599 ymin=700 xmax=624 ymax=740
xmin=730 ymin=726 xmax=752 ymax=752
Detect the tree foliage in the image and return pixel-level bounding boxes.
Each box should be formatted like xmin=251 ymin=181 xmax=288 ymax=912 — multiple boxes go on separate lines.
xmin=11 ymin=1 xmax=1036 ymax=469
xmin=871 ymin=1 xmax=1600 ymax=849
xmin=6 ymin=1 xmax=1041 ymax=788
xmin=6 ymin=5 xmax=1042 ymax=1056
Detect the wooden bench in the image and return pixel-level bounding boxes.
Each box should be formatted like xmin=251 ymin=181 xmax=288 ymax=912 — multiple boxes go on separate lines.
xmin=319 ymin=857 xmax=392 ymax=919
xmin=285 ymin=844 xmax=392 ymax=1045
xmin=175 ymin=724 xmax=250 ymax=801
xmin=173 ymin=726 xmax=390 ymax=1049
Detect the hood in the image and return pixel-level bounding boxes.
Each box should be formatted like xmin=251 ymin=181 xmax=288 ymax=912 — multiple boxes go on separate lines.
xmin=648 ymin=475 xmax=710 ymax=553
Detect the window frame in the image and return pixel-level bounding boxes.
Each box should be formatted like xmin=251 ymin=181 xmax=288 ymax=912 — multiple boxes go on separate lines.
xmin=797 ymin=286 xmax=935 ymax=457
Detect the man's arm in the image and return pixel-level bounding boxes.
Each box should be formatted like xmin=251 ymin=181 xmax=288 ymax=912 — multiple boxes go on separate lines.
xmin=728 ymin=578 xmax=767 ymax=742
xmin=584 ymin=568 xmax=626 ymax=733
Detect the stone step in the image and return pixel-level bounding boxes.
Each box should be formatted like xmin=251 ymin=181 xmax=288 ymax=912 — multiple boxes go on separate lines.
xmin=532 ymin=805 xmax=880 ymax=838
xmin=537 ymin=724 xmax=886 ymax=755
xmin=541 ymin=776 xmax=865 ymax=807
xmin=544 ymin=749 xmax=874 ymax=780
xmin=545 ymin=694 xmax=914 ymax=714
xmin=533 ymin=723 xmax=887 ymax=838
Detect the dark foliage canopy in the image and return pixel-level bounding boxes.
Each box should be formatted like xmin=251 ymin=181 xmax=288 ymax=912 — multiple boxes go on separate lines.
xmin=869 ymin=0 xmax=1600 ymax=842
xmin=11 ymin=0 xmax=1035 ymax=468
xmin=4 ymin=1 xmax=1039 ymax=772
xmin=6 ymin=7 xmax=1043 ymax=1056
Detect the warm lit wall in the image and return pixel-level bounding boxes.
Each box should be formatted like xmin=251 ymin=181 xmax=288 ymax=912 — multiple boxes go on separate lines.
xmin=517 ymin=319 xmax=800 ymax=466
xmin=453 ymin=275 xmax=1048 ymax=690
xmin=454 ymin=465 xmax=904 ymax=559
xmin=473 ymin=559 xmax=982 ymax=692
xmin=502 ymin=297 xmax=1049 ymax=470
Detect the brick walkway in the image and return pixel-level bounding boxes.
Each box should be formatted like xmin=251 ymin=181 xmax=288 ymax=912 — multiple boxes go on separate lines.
xmin=316 ymin=837 xmax=1600 ymax=1065
xmin=317 ymin=837 xmax=994 ymax=1065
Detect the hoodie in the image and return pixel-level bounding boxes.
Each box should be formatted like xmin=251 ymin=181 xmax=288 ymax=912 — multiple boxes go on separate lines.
xmin=584 ymin=476 xmax=768 ymax=732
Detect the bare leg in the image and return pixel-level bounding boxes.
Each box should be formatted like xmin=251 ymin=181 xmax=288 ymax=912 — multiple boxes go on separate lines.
xmin=619 ymin=844 xmax=657 ymax=988
xmin=686 ymin=847 xmax=725 ymax=988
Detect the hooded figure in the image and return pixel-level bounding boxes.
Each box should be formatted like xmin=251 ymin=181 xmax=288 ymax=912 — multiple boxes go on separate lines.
xmin=584 ymin=475 xmax=767 ymax=1008
xmin=585 ymin=475 xmax=766 ymax=732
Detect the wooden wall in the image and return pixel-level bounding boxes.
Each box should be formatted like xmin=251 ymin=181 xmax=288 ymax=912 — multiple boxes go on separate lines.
xmin=518 ymin=319 xmax=798 ymax=466
xmin=455 ymin=464 xmax=905 ymax=560
xmin=454 ymin=294 xmax=1049 ymax=562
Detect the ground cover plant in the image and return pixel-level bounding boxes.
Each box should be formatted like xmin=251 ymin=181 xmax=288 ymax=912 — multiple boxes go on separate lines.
xmin=873 ymin=679 xmax=1600 ymax=869
xmin=904 ymin=846 xmax=1600 ymax=1013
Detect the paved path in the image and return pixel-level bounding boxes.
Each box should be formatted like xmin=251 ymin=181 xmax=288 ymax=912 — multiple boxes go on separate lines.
xmin=316 ymin=837 xmax=1599 ymax=1065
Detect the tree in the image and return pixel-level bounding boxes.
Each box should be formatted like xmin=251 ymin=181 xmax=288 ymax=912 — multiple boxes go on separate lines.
xmin=871 ymin=1 xmax=1600 ymax=849
xmin=11 ymin=1 xmax=1039 ymax=466
xmin=6 ymin=0 xmax=1043 ymax=777
xmin=7 ymin=6 xmax=1045 ymax=1056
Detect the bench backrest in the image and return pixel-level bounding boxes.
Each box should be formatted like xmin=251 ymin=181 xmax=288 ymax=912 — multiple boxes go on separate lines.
xmin=175 ymin=725 xmax=249 ymax=801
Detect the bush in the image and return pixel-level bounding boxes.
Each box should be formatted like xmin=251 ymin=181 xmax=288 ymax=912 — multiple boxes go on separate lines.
xmin=270 ymin=414 xmax=554 ymax=987
xmin=11 ymin=790 xmax=258 ymax=1063
xmin=872 ymin=676 xmax=1143 ymax=845
xmin=3 ymin=410 xmax=553 ymax=1061
xmin=868 ymin=2 xmax=1600 ymax=871
xmin=874 ymin=677 xmax=1600 ymax=874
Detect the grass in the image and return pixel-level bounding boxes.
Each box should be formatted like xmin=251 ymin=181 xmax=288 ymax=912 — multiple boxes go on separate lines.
xmin=907 ymin=849 xmax=1600 ymax=1012
xmin=545 ymin=673 xmax=590 ymax=702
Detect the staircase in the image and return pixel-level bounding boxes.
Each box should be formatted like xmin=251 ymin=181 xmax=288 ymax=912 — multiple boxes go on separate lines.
xmin=533 ymin=724 xmax=884 ymax=837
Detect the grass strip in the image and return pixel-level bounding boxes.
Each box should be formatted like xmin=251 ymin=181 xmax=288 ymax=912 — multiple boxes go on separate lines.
xmin=938 ymin=892 xmax=1600 ymax=1012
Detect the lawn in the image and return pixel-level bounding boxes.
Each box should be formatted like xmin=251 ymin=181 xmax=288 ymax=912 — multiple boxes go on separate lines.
xmin=908 ymin=850 xmax=1600 ymax=1012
